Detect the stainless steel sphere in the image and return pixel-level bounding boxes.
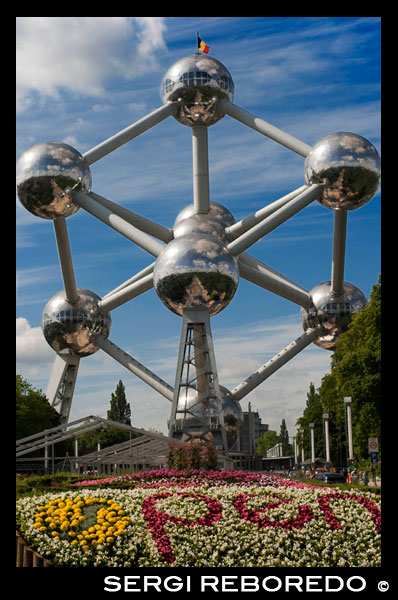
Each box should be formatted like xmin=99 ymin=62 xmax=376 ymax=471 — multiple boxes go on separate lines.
xmin=304 ymin=132 xmax=380 ymax=210
xmin=173 ymin=214 xmax=227 ymax=241
xmin=169 ymin=385 xmax=243 ymax=450
xmin=301 ymin=281 xmax=367 ymax=349
xmin=41 ymin=288 xmax=111 ymax=357
xmin=174 ymin=201 xmax=235 ymax=228
xmin=153 ymin=233 xmax=239 ymax=316
xmin=161 ymin=54 xmax=234 ymax=127
xmin=16 ymin=141 xmax=91 ymax=219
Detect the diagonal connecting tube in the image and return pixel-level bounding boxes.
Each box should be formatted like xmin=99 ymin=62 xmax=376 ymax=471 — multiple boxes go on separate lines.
xmin=226 ymin=185 xmax=308 ymax=241
xmin=238 ymin=255 xmax=313 ymax=309
xmin=72 ymin=191 xmax=164 ymax=257
xmin=98 ymin=273 xmax=153 ymax=312
xmin=83 ymin=103 xmax=177 ymax=165
xmin=219 ymin=99 xmax=312 ymax=158
xmin=89 ymin=192 xmax=173 ymax=243
xmin=95 ymin=335 xmax=174 ymax=402
xmin=230 ymin=328 xmax=319 ymax=402
xmin=227 ymin=184 xmax=323 ymax=256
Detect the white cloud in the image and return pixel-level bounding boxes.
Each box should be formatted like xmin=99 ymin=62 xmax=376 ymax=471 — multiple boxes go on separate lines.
xmin=16 ymin=17 xmax=167 ymax=113
xmin=16 ymin=317 xmax=54 ymax=378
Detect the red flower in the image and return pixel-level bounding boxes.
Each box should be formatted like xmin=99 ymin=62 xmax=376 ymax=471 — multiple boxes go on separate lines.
xmin=233 ymin=493 xmax=315 ymax=530
xmin=142 ymin=491 xmax=223 ymax=563
xmin=318 ymin=492 xmax=381 ymax=533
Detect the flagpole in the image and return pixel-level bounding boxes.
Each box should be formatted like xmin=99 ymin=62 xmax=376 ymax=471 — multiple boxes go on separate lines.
xmin=196 ymin=31 xmax=199 ymax=54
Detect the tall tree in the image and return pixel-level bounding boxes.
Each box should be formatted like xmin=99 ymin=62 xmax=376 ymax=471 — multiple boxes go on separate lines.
xmin=107 ymin=380 xmax=131 ymax=425
xmin=295 ymin=275 xmax=381 ymax=466
xmin=16 ymin=374 xmax=61 ymax=440
xmin=279 ymin=418 xmax=292 ymax=455
xmin=296 ymin=382 xmax=324 ymax=460
xmin=256 ymin=430 xmax=279 ymax=456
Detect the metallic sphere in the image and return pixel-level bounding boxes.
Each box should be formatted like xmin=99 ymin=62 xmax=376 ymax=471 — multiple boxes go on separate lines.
xmin=153 ymin=233 xmax=239 ymax=316
xmin=161 ymin=54 xmax=234 ymax=127
xmin=42 ymin=288 xmax=111 ymax=357
xmin=304 ymin=132 xmax=381 ymax=210
xmin=173 ymin=214 xmax=227 ymax=241
xmin=174 ymin=201 xmax=235 ymax=228
xmin=16 ymin=141 xmax=91 ymax=219
xmin=301 ymin=281 xmax=367 ymax=349
xmin=169 ymin=385 xmax=243 ymax=451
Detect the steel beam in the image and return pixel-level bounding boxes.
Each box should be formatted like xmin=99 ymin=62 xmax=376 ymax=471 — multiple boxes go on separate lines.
xmin=219 ymin=99 xmax=313 ymax=157
xmin=331 ymin=209 xmax=348 ymax=297
xmin=98 ymin=273 xmax=153 ymax=312
xmin=192 ymin=126 xmax=210 ymax=214
xmin=72 ymin=191 xmax=164 ymax=257
xmin=225 ymin=185 xmax=308 ymax=241
xmin=102 ymin=262 xmax=155 ymax=300
xmin=238 ymin=256 xmax=312 ymax=309
xmin=230 ymin=328 xmax=319 ymax=402
xmin=83 ymin=102 xmax=177 ymax=165
xmin=89 ymin=191 xmax=173 ymax=243
xmin=227 ymin=184 xmax=323 ymax=256
xmin=53 ymin=217 xmax=78 ymax=304
xmin=95 ymin=335 xmax=174 ymax=402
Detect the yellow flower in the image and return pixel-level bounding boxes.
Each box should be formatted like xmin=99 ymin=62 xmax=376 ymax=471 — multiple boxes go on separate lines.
xmin=106 ymin=536 xmax=114 ymax=543
xmin=70 ymin=539 xmax=78 ymax=546
xmin=60 ymin=521 xmax=69 ymax=532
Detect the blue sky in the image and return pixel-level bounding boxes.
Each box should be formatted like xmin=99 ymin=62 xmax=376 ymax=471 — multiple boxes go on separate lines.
xmin=16 ymin=17 xmax=381 ymax=438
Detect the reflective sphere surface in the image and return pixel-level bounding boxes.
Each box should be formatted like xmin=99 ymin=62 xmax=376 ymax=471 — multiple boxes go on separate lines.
xmin=16 ymin=142 xmax=91 ymax=219
xmin=174 ymin=201 xmax=235 ymax=228
xmin=173 ymin=214 xmax=227 ymax=241
xmin=161 ymin=54 xmax=234 ymax=126
xmin=42 ymin=289 xmax=111 ymax=356
xmin=169 ymin=385 xmax=243 ymax=450
xmin=301 ymin=281 xmax=367 ymax=349
xmin=153 ymin=233 xmax=239 ymax=316
xmin=304 ymin=132 xmax=380 ymax=210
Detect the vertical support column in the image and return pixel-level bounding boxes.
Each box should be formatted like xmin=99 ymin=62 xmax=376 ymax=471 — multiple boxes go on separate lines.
xmin=46 ymin=353 xmax=80 ymax=423
xmin=192 ymin=126 xmax=210 ymax=214
xmin=309 ymin=423 xmax=315 ymax=469
xmin=344 ymin=397 xmax=354 ymax=466
xmin=323 ymin=413 xmax=331 ymax=466
xmin=74 ymin=438 xmax=79 ymax=473
xmin=331 ymin=209 xmax=348 ymax=297
xmin=169 ymin=308 xmax=229 ymax=457
xmin=293 ymin=436 xmax=297 ymax=465
xmin=300 ymin=429 xmax=305 ymax=464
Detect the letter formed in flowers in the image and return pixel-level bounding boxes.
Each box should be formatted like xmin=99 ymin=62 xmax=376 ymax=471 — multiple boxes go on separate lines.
xmin=233 ymin=492 xmax=315 ymax=530
xmin=317 ymin=492 xmax=381 ymax=533
xmin=142 ymin=491 xmax=223 ymax=563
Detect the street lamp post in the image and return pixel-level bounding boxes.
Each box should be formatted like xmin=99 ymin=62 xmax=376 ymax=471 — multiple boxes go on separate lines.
xmin=344 ymin=397 xmax=354 ymax=467
xmin=309 ymin=423 xmax=315 ymax=470
xmin=322 ymin=413 xmax=332 ymax=469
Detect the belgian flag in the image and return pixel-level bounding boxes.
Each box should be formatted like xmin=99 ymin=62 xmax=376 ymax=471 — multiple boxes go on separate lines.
xmin=197 ymin=35 xmax=210 ymax=54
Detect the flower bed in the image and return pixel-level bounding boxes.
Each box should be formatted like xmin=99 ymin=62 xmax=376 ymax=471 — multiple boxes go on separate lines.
xmin=16 ymin=470 xmax=381 ymax=567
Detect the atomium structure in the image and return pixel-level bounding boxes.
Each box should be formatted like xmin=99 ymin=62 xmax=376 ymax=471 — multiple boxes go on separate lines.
xmin=16 ymin=52 xmax=381 ymax=458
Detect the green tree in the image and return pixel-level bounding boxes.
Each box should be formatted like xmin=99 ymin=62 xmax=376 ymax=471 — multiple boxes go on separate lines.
xmin=296 ymin=382 xmax=324 ymax=460
xmin=78 ymin=381 xmax=134 ymax=455
xmin=107 ymin=380 xmax=131 ymax=425
xmin=295 ymin=276 xmax=381 ymax=466
xmin=16 ymin=375 xmax=61 ymax=440
xmin=256 ymin=430 xmax=279 ymax=456
xmin=279 ymin=418 xmax=293 ymax=455
xmin=325 ymin=276 xmax=381 ymax=460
